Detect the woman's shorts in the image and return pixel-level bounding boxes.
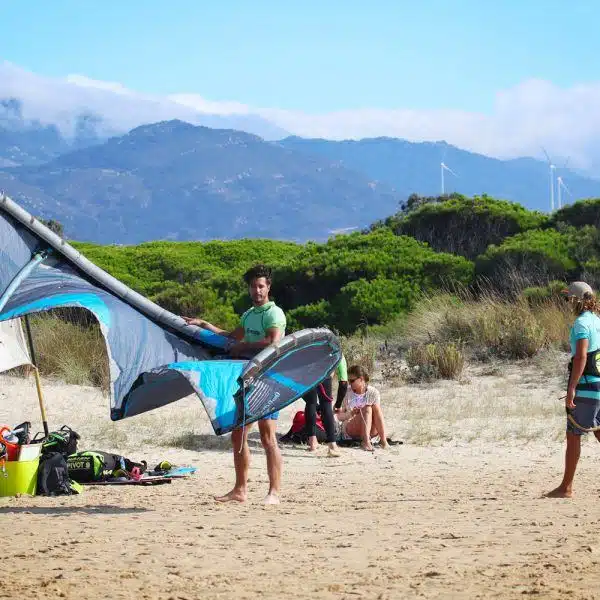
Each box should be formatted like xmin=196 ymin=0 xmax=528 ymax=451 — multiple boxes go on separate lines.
xmin=566 ymin=396 xmax=600 ymax=435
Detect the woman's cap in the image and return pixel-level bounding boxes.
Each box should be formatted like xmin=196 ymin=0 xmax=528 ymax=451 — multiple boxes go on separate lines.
xmin=563 ymin=281 xmax=594 ymax=299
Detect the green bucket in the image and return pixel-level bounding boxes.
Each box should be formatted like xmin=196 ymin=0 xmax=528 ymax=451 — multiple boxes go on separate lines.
xmin=0 ymin=458 xmax=39 ymax=497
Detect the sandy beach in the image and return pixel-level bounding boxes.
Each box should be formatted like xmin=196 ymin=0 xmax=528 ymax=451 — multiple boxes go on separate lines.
xmin=3 ymin=356 xmax=600 ymax=600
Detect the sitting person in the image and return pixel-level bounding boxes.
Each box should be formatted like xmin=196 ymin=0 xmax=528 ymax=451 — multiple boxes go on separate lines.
xmin=335 ymin=364 xmax=389 ymax=451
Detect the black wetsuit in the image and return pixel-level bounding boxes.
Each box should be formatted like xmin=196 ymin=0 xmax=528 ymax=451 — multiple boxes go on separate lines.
xmin=303 ymin=376 xmax=347 ymax=443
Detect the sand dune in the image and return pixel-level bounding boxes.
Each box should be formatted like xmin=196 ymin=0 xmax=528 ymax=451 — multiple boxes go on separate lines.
xmin=2 ymin=357 xmax=600 ymax=599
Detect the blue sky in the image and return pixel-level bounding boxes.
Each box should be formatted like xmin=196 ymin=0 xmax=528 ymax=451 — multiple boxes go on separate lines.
xmin=2 ymin=0 xmax=598 ymax=114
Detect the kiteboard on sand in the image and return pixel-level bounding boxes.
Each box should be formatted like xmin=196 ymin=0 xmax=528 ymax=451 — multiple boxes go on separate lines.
xmin=85 ymin=466 xmax=198 ymax=485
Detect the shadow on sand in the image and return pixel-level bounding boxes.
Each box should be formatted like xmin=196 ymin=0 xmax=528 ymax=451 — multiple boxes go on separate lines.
xmin=0 ymin=505 xmax=150 ymax=516
xmin=167 ymin=431 xmax=267 ymax=452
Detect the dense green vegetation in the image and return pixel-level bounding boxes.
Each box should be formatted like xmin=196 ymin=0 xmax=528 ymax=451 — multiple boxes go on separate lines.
xmin=69 ymin=194 xmax=600 ymax=334
xmin=370 ymin=193 xmax=548 ymax=259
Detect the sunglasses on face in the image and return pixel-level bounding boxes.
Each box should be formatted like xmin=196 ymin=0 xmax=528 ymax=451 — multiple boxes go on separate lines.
xmin=349 ymin=377 xmax=359 ymax=384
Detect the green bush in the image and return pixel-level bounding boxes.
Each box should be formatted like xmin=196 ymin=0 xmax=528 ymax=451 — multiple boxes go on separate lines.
xmin=552 ymin=198 xmax=600 ymax=230
xmin=521 ymin=281 xmax=567 ymax=306
xmin=272 ymin=229 xmax=474 ymax=332
xmin=73 ymin=230 xmax=474 ymax=334
xmin=381 ymin=194 xmax=547 ymax=259
xmin=475 ymin=229 xmax=577 ymax=289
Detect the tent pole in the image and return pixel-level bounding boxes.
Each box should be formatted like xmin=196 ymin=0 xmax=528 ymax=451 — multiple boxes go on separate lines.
xmin=23 ymin=316 xmax=49 ymax=437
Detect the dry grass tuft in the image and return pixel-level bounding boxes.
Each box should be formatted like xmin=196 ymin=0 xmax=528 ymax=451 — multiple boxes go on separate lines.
xmin=404 ymin=342 xmax=465 ymax=382
xmin=26 ymin=312 xmax=110 ymax=392
xmin=340 ymin=333 xmax=380 ymax=373
xmin=399 ymin=291 xmax=573 ymax=361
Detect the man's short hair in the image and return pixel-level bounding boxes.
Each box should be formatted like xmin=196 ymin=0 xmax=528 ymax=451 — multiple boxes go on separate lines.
xmin=243 ymin=264 xmax=273 ymax=285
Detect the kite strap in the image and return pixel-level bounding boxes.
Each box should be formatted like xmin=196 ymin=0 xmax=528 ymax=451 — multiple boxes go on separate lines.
xmin=566 ymin=411 xmax=600 ymax=433
xmin=237 ymin=383 xmax=247 ymax=454
xmin=559 ymin=395 xmax=600 ymax=433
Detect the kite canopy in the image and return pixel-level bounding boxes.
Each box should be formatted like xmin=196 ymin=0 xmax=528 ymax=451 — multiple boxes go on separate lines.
xmin=0 ymin=194 xmax=342 ymax=434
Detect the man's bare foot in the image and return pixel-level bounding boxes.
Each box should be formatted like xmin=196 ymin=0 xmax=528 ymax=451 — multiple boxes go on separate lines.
xmin=214 ymin=489 xmax=247 ymax=503
xmin=544 ymin=487 xmax=573 ymax=498
xmin=263 ymin=493 xmax=280 ymax=505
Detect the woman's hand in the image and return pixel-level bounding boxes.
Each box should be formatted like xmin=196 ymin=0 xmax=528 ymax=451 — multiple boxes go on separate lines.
xmin=566 ymin=388 xmax=576 ymax=410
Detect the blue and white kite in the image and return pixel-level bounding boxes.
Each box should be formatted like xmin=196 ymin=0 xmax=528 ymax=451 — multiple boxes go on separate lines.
xmin=0 ymin=194 xmax=341 ymax=434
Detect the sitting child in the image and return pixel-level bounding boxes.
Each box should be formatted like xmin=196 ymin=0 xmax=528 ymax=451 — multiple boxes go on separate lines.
xmin=334 ymin=364 xmax=389 ymax=451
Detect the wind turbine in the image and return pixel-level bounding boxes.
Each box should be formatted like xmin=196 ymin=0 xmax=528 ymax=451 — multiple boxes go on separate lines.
xmin=441 ymin=161 xmax=458 ymax=195
xmin=557 ymin=176 xmax=572 ymax=209
xmin=542 ymin=147 xmax=556 ymax=212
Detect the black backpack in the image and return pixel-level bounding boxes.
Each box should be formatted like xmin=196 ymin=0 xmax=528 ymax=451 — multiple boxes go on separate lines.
xmin=37 ymin=452 xmax=79 ymax=496
xmin=41 ymin=426 xmax=80 ymax=456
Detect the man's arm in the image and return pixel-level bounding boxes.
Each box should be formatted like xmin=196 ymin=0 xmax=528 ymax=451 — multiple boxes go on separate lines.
xmin=229 ymin=326 xmax=282 ymax=356
xmin=335 ymin=381 xmax=348 ymax=410
xmin=182 ymin=316 xmax=244 ymax=340
xmin=567 ymin=338 xmax=589 ymax=409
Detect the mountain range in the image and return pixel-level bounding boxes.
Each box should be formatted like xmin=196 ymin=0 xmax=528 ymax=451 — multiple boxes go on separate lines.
xmin=0 ymin=120 xmax=399 ymax=243
xmin=2 ymin=111 xmax=600 ymax=244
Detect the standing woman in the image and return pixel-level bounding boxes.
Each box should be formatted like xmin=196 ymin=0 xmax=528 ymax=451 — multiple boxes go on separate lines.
xmin=304 ymin=355 xmax=348 ymax=457
xmin=547 ymin=282 xmax=600 ymax=498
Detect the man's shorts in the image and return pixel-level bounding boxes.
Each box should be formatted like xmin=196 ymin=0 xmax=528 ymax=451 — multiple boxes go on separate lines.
xmin=566 ymin=396 xmax=600 ymax=435
xmin=261 ymin=411 xmax=279 ymax=421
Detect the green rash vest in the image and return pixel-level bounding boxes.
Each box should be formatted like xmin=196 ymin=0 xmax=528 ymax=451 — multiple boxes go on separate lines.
xmin=335 ymin=355 xmax=348 ymax=381
xmin=241 ymin=301 xmax=286 ymax=343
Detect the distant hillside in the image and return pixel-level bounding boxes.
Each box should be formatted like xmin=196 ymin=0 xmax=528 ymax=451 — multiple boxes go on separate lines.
xmin=0 ymin=120 xmax=400 ymax=243
xmin=278 ymin=137 xmax=600 ymax=212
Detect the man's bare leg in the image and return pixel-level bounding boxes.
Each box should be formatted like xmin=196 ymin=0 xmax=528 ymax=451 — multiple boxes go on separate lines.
xmin=259 ymin=419 xmax=282 ymax=504
xmin=215 ymin=427 xmax=250 ymax=503
xmin=546 ymin=432 xmax=581 ymax=498
xmin=371 ymin=404 xmax=389 ymax=449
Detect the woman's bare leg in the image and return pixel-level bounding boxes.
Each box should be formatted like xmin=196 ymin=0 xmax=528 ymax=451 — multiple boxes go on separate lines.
xmin=359 ymin=406 xmax=374 ymax=451
xmin=371 ymin=404 xmax=389 ymax=448
xmin=546 ymin=432 xmax=580 ymax=498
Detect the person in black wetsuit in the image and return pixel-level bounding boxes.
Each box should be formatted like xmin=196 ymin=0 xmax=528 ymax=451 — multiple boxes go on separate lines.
xmin=303 ymin=355 xmax=348 ymax=457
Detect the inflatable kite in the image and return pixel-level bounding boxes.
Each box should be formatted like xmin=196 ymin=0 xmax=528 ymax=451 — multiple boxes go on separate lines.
xmin=0 ymin=194 xmax=342 ymax=435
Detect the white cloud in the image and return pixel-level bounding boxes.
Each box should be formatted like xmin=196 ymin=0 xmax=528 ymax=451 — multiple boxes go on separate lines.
xmin=169 ymin=93 xmax=251 ymax=116
xmin=257 ymin=80 xmax=600 ymax=171
xmin=2 ymin=61 xmax=600 ymax=172
xmin=0 ymin=61 xmax=287 ymax=140
xmin=65 ymin=74 xmax=133 ymax=96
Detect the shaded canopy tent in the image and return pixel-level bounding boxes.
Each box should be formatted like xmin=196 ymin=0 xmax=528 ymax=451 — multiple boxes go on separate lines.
xmin=0 ymin=316 xmax=50 ymax=435
xmin=0 ymin=318 xmax=30 ymax=372
xmin=0 ymin=194 xmax=342 ymax=435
